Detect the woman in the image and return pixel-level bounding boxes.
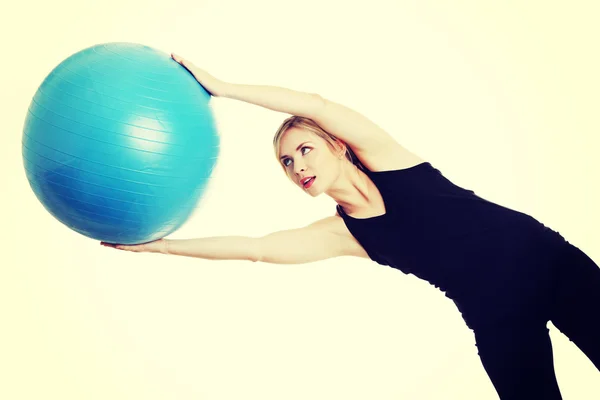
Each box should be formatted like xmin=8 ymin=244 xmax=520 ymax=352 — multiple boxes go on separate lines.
xmin=101 ymin=53 xmax=600 ymax=399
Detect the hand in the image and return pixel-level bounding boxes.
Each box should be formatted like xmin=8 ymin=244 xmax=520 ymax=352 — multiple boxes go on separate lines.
xmin=171 ymin=53 xmax=228 ymax=97
xmin=100 ymin=238 xmax=169 ymax=254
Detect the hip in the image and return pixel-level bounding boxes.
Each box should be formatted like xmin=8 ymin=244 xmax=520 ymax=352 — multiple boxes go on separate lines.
xmin=446 ymin=218 xmax=571 ymax=329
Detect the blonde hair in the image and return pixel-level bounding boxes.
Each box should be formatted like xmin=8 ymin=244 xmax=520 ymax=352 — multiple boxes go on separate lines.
xmin=273 ymin=115 xmax=366 ymax=173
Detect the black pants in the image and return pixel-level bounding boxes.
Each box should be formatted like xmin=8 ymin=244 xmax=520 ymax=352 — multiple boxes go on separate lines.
xmin=471 ymin=235 xmax=600 ymax=399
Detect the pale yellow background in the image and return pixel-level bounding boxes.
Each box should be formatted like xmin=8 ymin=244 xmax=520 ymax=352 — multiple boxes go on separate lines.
xmin=2 ymin=1 xmax=599 ymax=399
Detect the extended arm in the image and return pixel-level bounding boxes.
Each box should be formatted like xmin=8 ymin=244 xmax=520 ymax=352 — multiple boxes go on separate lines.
xmin=254 ymin=217 xmax=347 ymax=264
xmin=160 ymin=216 xmax=352 ymax=264
xmin=222 ymin=83 xmax=325 ymax=120
xmin=170 ymin=54 xmax=397 ymax=157
xmin=221 ymin=83 xmax=396 ymax=155
xmin=163 ymin=236 xmax=260 ymax=262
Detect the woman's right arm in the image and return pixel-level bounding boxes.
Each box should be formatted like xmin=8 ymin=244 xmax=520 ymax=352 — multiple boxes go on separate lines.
xmin=165 ymin=216 xmax=349 ymax=264
xmin=101 ymin=237 xmax=257 ymax=261
xmin=163 ymin=236 xmax=261 ymax=262
xmin=103 ymin=216 xmax=358 ymax=264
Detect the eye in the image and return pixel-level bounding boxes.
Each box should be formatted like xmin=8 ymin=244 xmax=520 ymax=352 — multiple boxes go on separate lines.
xmin=282 ymin=146 xmax=311 ymax=167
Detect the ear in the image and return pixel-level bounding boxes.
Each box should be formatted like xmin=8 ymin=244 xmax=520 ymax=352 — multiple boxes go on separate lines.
xmin=335 ymin=140 xmax=348 ymax=158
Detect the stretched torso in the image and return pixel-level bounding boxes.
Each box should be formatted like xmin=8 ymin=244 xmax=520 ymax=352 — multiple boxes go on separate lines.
xmin=331 ymin=158 xmax=564 ymax=329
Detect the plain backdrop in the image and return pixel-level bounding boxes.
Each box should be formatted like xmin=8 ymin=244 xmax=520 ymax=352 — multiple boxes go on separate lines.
xmin=2 ymin=1 xmax=599 ymax=399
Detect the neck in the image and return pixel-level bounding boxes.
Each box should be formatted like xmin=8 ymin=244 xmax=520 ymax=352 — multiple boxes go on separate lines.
xmin=327 ymin=163 xmax=371 ymax=213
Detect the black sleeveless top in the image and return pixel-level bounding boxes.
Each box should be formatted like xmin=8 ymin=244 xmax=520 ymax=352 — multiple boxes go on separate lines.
xmin=336 ymin=161 xmax=548 ymax=305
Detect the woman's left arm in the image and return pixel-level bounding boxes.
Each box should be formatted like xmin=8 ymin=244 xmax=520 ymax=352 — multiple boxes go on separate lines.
xmin=222 ymin=83 xmax=325 ymax=120
xmin=223 ymin=83 xmax=397 ymax=154
xmin=172 ymin=53 xmax=323 ymax=117
xmin=171 ymin=53 xmax=396 ymax=154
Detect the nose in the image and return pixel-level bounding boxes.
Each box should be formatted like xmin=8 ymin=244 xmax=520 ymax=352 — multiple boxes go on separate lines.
xmin=293 ymin=159 xmax=307 ymax=176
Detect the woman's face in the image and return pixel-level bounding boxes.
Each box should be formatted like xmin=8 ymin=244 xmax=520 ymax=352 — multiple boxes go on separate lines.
xmin=278 ymin=128 xmax=342 ymax=196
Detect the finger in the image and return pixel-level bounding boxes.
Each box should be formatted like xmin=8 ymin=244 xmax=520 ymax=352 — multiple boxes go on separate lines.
xmin=100 ymin=242 xmax=129 ymax=250
xmin=118 ymin=244 xmax=145 ymax=252
xmin=172 ymin=53 xmax=184 ymax=64
xmin=175 ymin=56 xmax=191 ymax=69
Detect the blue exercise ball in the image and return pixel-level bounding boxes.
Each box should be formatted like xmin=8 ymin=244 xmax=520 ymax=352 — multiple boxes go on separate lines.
xmin=22 ymin=42 xmax=220 ymax=244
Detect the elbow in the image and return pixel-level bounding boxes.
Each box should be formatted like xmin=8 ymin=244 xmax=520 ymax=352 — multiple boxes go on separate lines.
xmin=250 ymin=237 xmax=263 ymax=263
xmin=308 ymin=93 xmax=327 ymax=120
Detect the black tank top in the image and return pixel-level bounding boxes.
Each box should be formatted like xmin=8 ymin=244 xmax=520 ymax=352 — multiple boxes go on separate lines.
xmin=336 ymin=161 xmax=548 ymax=303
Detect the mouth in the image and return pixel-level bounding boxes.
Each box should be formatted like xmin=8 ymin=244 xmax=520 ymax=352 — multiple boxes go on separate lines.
xmin=302 ymin=176 xmax=316 ymax=189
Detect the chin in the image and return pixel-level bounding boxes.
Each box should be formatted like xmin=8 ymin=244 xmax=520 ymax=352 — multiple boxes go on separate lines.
xmin=307 ymin=186 xmax=324 ymax=197
xmin=301 ymin=185 xmax=319 ymax=197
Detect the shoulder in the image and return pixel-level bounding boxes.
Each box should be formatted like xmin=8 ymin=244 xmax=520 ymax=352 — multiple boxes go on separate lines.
xmin=309 ymin=214 xmax=346 ymax=236
xmin=354 ymin=141 xmax=427 ymax=172
xmin=306 ymin=214 xmax=370 ymax=259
